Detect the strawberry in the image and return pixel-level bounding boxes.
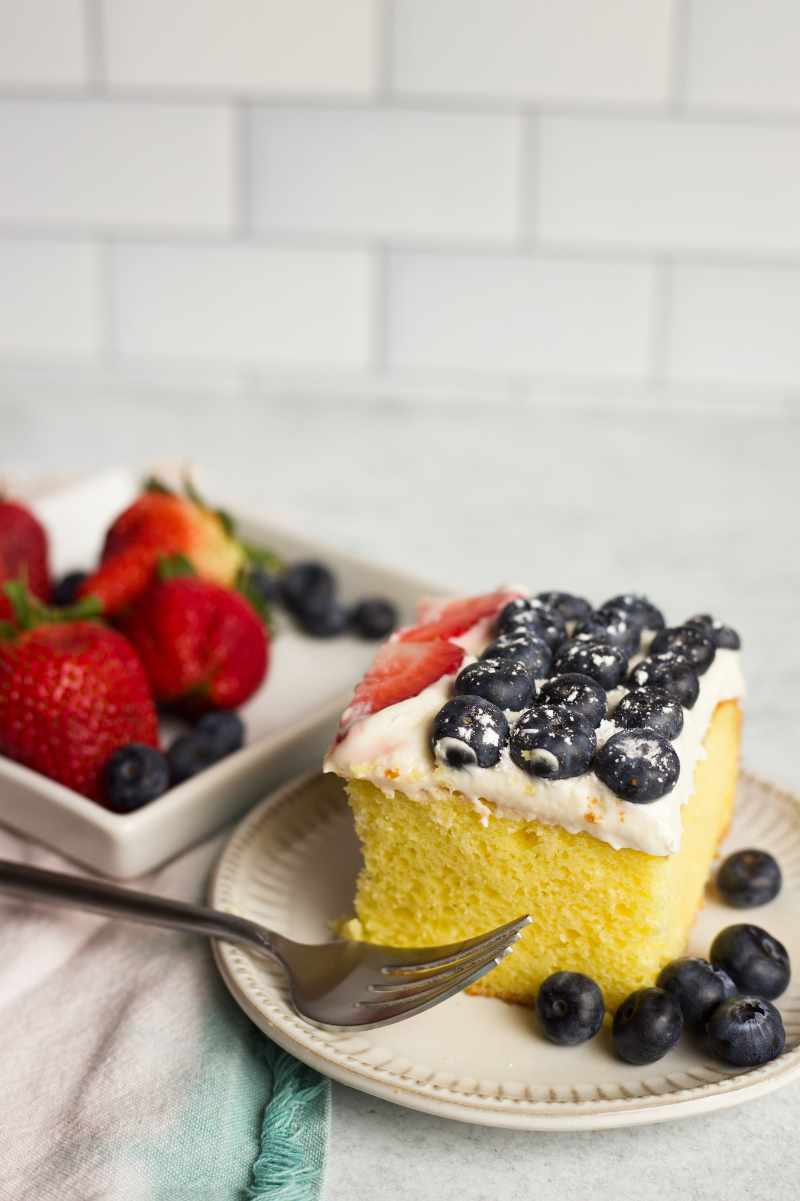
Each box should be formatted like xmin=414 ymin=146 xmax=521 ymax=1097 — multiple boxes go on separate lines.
xmin=398 ymin=588 xmax=522 ymax=643
xmin=0 ymin=499 xmax=50 ymax=619
xmin=0 ymin=586 xmax=158 ymax=803
xmin=122 ymin=575 xmax=269 ymax=714
xmin=337 ymin=638 xmax=463 ymax=738
xmin=79 ymin=481 xmax=246 ymax=616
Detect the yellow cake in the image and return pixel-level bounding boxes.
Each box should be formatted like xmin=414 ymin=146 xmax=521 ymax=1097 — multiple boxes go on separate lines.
xmin=325 ymin=590 xmax=744 ymax=1011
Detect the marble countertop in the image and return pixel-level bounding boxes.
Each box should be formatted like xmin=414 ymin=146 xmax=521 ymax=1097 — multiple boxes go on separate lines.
xmin=3 ymin=384 xmax=798 ymax=1198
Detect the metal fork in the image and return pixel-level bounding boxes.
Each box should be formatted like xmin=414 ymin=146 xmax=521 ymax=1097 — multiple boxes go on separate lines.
xmin=0 ymin=859 xmax=530 ymax=1029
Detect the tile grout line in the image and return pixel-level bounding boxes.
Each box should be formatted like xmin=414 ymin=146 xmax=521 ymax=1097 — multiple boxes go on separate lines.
xmin=668 ymin=0 xmax=692 ymax=114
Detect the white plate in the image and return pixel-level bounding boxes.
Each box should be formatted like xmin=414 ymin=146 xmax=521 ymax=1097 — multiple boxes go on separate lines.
xmin=211 ymin=770 xmax=800 ymax=1131
xmin=0 ymin=467 xmax=434 ymax=878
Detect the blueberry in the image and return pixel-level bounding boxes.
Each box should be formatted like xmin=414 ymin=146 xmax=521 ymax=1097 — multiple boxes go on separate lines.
xmin=167 ymin=733 xmax=219 ymax=785
xmin=280 ymin=561 xmax=336 ymax=618
xmin=349 ymin=597 xmax=397 ymax=640
xmin=594 ymin=728 xmax=680 ymax=802
xmin=510 ymin=703 xmax=596 ymax=780
xmin=612 ymin=686 xmax=684 ymax=740
xmin=710 ymin=924 xmax=790 ymax=1000
xmin=52 ymin=571 xmax=87 ymax=607
xmin=538 ymin=673 xmax=607 ymax=728
xmin=705 ymin=996 xmax=785 ymax=1067
xmin=551 ymin=639 xmax=627 ymax=690
xmin=247 ymin=566 xmax=280 ymax=606
xmin=455 ymin=658 xmax=535 ymax=711
xmin=103 ymin=743 xmax=170 ymax=813
xmin=686 ymin=613 xmax=741 ymax=650
xmin=612 ymin=988 xmax=683 ymax=1065
xmin=536 ymin=971 xmax=605 ymax=1046
xmin=431 ymin=696 xmax=509 ymax=769
xmin=297 ymin=602 xmax=348 ymax=638
xmin=657 ymin=957 xmax=736 ymax=1027
xmin=601 ymin=594 xmax=665 ymax=632
xmin=650 ymin=625 xmax=716 ymax=675
xmin=496 ymin=598 xmax=566 ymax=650
xmin=717 ymin=849 xmax=782 ymax=909
xmin=481 ymin=631 xmax=552 ymax=677
xmin=626 ymin=652 xmax=700 ymax=708
xmin=574 ymin=609 xmax=640 ymax=657
xmin=535 ymin=591 xmax=592 ymax=623
xmin=195 ymin=710 xmax=244 ymax=759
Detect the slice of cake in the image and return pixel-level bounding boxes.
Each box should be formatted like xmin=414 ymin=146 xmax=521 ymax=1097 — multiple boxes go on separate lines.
xmin=325 ymin=589 xmax=744 ymax=1011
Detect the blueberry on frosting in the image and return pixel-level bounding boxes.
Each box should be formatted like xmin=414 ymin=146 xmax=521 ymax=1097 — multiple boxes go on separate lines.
xmin=431 ymin=696 xmax=509 ymax=769
xmin=538 ymin=673 xmax=607 ymax=729
xmin=650 ymin=624 xmax=716 ymax=675
xmin=455 ymin=658 xmax=535 ymax=711
xmin=535 ymin=591 xmax=593 ymax=623
xmin=481 ymin=630 xmax=552 ymax=677
xmin=552 ymin=639 xmax=628 ymax=690
xmin=496 ymin=598 xmax=566 ymax=650
xmin=686 ymin=613 xmax=741 ymax=651
xmin=601 ymin=594 xmax=665 ymax=632
xmin=574 ymin=608 xmax=640 ymax=657
xmin=613 ymin=686 xmax=684 ymax=741
xmin=594 ymin=728 xmax=680 ymax=802
xmin=510 ymin=703 xmax=596 ymax=780
xmin=626 ymin=652 xmax=700 ymax=708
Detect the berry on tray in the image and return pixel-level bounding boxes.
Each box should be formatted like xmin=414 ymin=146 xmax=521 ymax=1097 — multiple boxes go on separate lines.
xmin=297 ymin=601 xmax=349 ymax=638
xmin=245 ymin=565 xmax=281 ymax=607
xmin=349 ymin=598 xmax=398 ymax=641
xmin=650 ymin=624 xmax=716 ymax=675
xmin=0 ymin=498 xmax=50 ymax=619
xmin=656 ymin=957 xmax=736 ymax=1027
xmin=710 ymin=924 xmax=791 ymax=1000
xmin=167 ymin=733 xmax=219 ymax=785
xmin=496 ymin=598 xmax=566 ymax=649
xmin=51 ymin=571 xmax=88 ymax=607
xmin=612 ymin=987 xmax=683 ymax=1065
xmin=431 ymin=695 xmax=509 ymax=769
xmin=536 ymin=971 xmax=605 ymax=1045
xmin=280 ymin=561 xmax=336 ymax=620
xmin=717 ymin=849 xmax=782 ymax=908
xmin=626 ymin=652 xmax=700 ymax=708
xmin=594 ymin=729 xmax=680 ymax=802
xmin=481 ymin=631 xmax=552 ymax=677
xmin=103 ymin=743 xmax=170 ymax=813
xmin=510 ymin=703 xmax=596 ymax=780
xmin=551 ymin=639 xmax=627 ymax=690
xmin=195 ymin=710 xmax=245 ymax=758
xmin=612 ymin=686 xmax=684 ymax=741
xmin=455 ymin=657 xmax=535 ymax=711
xmin=705 ymin=996 xmax=785 ymax=1067
xmin=600 ymin=594 xmax=665 ymax=632
xmin=535 ymin=591 xmax=592 ymax=623
xmin=538 ymin=673 xmax=607 ymax=728
xmin=338 ymin=638 xmax=464 ymax=737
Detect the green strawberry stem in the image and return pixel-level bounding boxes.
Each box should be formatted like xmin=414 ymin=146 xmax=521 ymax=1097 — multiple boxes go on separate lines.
xmin=157 ymin=553 xmax=196 ymax=580
xmin=2 ymin=579 xmax=102 ymax=636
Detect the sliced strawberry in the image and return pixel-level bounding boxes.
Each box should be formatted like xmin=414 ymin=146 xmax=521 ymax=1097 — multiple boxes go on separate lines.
xmin=398 ymin=588 xmax=522 ymax=644
xmin=338 ymin=638 xmax=463 ymax=737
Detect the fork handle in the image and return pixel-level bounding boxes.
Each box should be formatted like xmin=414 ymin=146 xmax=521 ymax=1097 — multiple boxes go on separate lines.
xmin=0 ymin=858 xmax=282 ymax=961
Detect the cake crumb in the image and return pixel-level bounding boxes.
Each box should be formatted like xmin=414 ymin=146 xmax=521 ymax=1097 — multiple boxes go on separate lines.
xmin=384 ymin=768 xmax=399 ymax=780
xmin=584 ymin=811 xmax=597 ymax=824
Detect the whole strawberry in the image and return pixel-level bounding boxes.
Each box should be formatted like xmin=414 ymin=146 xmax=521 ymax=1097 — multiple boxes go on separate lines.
xmin=0 ymin=587 xmax=159 ymax=802
xmin=0 ymin=499 xmax=50 ymax=619
xmin=79 ymin=480 xmax=246 ymax=616
xmin=123 ymin=575 xmax=269 ymax=714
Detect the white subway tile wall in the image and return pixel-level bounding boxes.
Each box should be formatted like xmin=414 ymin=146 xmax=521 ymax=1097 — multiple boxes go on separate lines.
xmin=0 ymin=0 xmax=798 ymax=401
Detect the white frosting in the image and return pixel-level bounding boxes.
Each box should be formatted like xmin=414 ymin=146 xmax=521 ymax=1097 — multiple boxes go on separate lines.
xmin=325 ymin=610 xmax=744 ymax=857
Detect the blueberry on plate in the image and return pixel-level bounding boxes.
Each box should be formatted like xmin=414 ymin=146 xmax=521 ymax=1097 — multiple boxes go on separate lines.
xmin=246 ymin=565 xmax=281 ymax=606
xmin=657 ymin=957 xmax=736 ymax=1027
xmin=349 ymin=597 xmax=398 ymax=640
xmin=686 ymin=613 xmax=742 ymax=650
xmin=481 ymin=631 xmax=552 ymax=678
xmin=705 ymin=996 xmax=785 ymax=1067
xmin=574 ymin=609 xmax=640 ymax=657
xmin=538 ymin=672 xmax=607 ymax=729
xmin=431 ymin=695 xmax=509 ymax=769
xmin=167 ymin=733 xmax=219 ymax=785
xmin=612 ymin=686 xmax=684 ymax=741
xmin=103 ymin=743 xmax=170 ymax=813
xmin=52 ymin=570 xmax=88 ymax=607
xmin=455 ymin=658 xmax=535 ymax=711
xmin=626 ymin=652 xmax=700 ymax=708
xmin=552 ymin=639 xmax=627 ymax=690
xmin=650 ymin=624 xmax=716 ymax=675
xmin=510 ymin=703 xmax=596 ymax=780
xmin=612 ymin=988 xmax=683 ymax=1065
xmin=496 ymin=598 xmax=566 ymax=649
xmin=535 ymin=591 xmax=593 ymax=623
xmin=601 ymin=594 xmax=665 ymax=632
xmin=297 ymin=602 xmax=349 ymax=638
xmin=717 ymin=849 xmax=782 ymax=909
xmin=536 ymin=971 xmax=605 ymax=1046
xmin=280 ymin=561 xmax=336 ymax=618
xmin=594 ymin=728 xmax=680 ymax=802
xmin=710 ymin=924 xmax=790 ymax=1000
xmin=195 ymin=710 xmax=245 ymax=759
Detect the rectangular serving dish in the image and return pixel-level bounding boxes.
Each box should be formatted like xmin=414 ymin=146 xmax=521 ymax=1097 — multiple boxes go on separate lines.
xmin=1 ymin=467 xmax=435 ymax=878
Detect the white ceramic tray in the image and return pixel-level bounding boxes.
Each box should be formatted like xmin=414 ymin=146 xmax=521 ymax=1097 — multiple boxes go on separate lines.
xmin=0 ymin=467 xmax=433 ymax=878
xmin=211 ymin=770 xmax=800 ymax=1131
